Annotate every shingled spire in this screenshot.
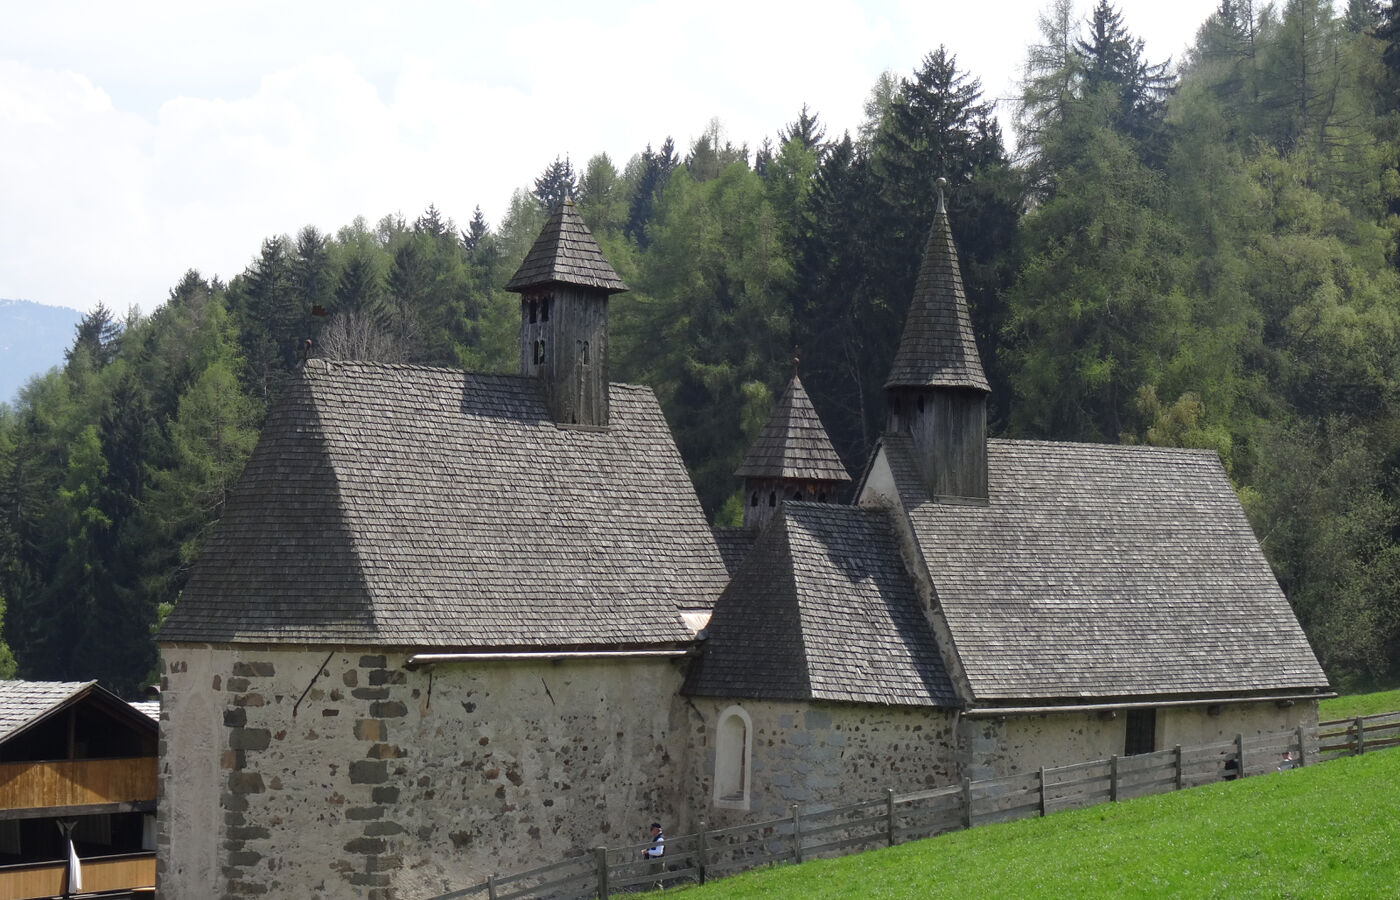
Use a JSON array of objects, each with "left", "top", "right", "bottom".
[
  {"left": 506, "top": 199, "right": 627, "bottom": 427},
  {"left": 884, "top": 180, "right": 989, "bottom": 502},
  {"left": 735, "top": 370, "right": 849, "bottom": 529}
]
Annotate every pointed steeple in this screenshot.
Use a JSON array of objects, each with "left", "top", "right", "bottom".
[
  {"left": 883, "top": 180, "right": 989, "bottom": 503},
  {"left": 506, "top": 200, "right": 625, "bottom": 427},
  {"left": 885, "top": 182, "right": 989, "bottom": 392},
  {"left": 735, "top": 370, "right": 849, "bottom": 529},
  {"left": 505, "top": 199, "right": 628, "bottom": 294}
]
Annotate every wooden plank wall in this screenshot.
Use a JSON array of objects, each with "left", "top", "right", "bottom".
[{"left": 0, "top": 757, "right": 157, "bottom": 810}]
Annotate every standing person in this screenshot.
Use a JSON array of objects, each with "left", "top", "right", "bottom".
[{"left": 642, "top": 822, "right": 665, "bottom": 859}]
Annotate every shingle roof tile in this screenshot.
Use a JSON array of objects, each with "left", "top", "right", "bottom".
[
  {"left": 686, "top": 504, "right": 958, "bottom": 707},
  {"left": 884, "top": 436, "right": 1329, "bottom": 701},
  {"left": 504, "top": 200, "right": 627, "bottom": 294},
  {"left": 734, "top": 376, "right": 850, "bottom": 483},
  {"left": 159, "top": 361, "right": 728, "bottom": 646}
]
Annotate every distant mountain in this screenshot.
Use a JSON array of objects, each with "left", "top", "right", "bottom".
[{"left": 0, "top": 299, "right": 83, "bottom": 406}]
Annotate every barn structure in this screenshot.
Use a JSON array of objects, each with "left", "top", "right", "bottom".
[{"left": 156, "top": 195, "right": 1329, "bottom": 898}]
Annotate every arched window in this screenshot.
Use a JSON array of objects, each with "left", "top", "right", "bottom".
[
  {"left": 768, "top": 492, "right": 776, "bottom": 507},
  {"left": 750, "top": 492, "right": 759, "bottom": 507},
  {"left": 714, "top": 705, "right": 752, "bottom": 809},
  {"left": 534, "top": 340, "right": 546, "bottom": 364}
]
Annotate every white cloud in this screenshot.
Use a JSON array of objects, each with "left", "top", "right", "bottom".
[{"left": 0, "top": 0, "right": 1222, "bottom": 312}]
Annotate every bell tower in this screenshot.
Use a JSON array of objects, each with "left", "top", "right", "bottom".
[
  {"left": 884, "top": 180, "right": 989, "bottom": 502},
  {"left": 505, "top": 199, "right": 627, "bottom": 427},
  {"left": 734, "top": 366, "right": 849, "bottom": 529}
]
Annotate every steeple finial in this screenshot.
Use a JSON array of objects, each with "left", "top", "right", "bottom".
[{"left": 936, "top": 176, "right": 947, "bottom": 213}]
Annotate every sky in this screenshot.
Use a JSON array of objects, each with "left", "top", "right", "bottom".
[{"left": 0, "top": 0, "right": 1225, "bottom": 315}]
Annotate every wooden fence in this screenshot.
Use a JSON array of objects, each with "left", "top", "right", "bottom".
[{"left": 424, "top": 717, "right": 1396, "bottom": 900}]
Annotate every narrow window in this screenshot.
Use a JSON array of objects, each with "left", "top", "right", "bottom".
[
  {"left": 534, "top": 340, "right": 546, "bottom": 364},
  {"left": 750, "top": 492, "right": 759, "bottom": 507},
  {"left": 582, "top": 340, "right": 589, "bottom": 364},
  {"left": 714, "top": 706, "right": 752, "bottom": 809},
  {"left": 917, "top": 395, "right": 925, "bottom": 413},
  {"left": 528, "top": 300, "right": 538, "bottom": 324},
  {"left": 768, "top": 492, "right": 776, "bottom": 507},
  {"left": 792, "top": 490, "right": 802, "bottom": 501},
  {"left": 540, "top": 297, "right": 551, "bottom": 321},
  {"left": 1125, "top": 708, "right": 1157, "bottom": 756}
]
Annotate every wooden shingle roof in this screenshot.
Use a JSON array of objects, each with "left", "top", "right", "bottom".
[
  {"left": 685, "top": 503, "right": 958, "bottom": 707},
  {"left": 880, "top": 435, "right": 1329, "bottom": 703},
  {"left": 504, "top": 199, "right": 628, "bottom": 294},
  {"left": 734, "top": 375, "right": 850, "bottom": 483},
  {"left": 159, "top": 360, "right": 729, "bottom": 647},
  {"left": 0, "top": 680, "right": 157, "bottom": 744},
  {"left": 884, "top": 192, "right": 989, "bottom": 392}
]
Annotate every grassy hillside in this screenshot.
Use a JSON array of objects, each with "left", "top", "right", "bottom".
[
  {"left": 1320, "top": 688, "right": 1400, "bottom": 720},
  {"left": 666, "top": 750, "right": 1400, "bottom": 899}
]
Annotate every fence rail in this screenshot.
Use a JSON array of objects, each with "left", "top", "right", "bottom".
[{"left": 425, "top": 715, "right": 1396, "bottom": 900}]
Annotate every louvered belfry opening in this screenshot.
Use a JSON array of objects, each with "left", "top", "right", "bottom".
[
  {"left": 505, "top": 199, "right": 627, "bottom": 427},
  {"left": 883, "top": 181, "right": 990, "bottom": 503}
]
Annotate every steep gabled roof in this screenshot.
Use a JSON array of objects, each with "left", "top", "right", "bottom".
[
  {"left": 685, "top": 503, "right": 958, "bottom": 707},
  {"left": 160, "top": 360, "right": 729, "bottom": 647},
  {"left": 734, "top": 375, "right": 850, "bottom": 483},
  {"left": 880, "top": 436, "right": 1329, "bottom": 703},
  {"left": 884, "top": 192, "right": 989, "bottom": 392},
  {"left": 504, "top": 199, "right": 628, "bottom": 294},
  {"left": 711, "top": 526, "right": 759, "bottom": 576},
  {"left": 0, "top": 680, "right": 157, "bottom": 745}
]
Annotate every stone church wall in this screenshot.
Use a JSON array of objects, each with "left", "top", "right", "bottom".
[
  {"left": 683, "top": 699, "right": 959, "bottom": 829},
  {"left": 958, "top": 701, "right": 1320, "bottom": 780},
  {"left": 158, "top": 645, "right": 696, "bottom": 899}
]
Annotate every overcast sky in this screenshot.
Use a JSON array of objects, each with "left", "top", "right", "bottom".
[{"left": 1, "top": 0, "right": 1225, "bottom": 314}]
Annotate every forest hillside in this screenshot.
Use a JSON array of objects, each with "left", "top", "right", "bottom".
[{"left": 2, "top": 0, "right": 1399, "bottom": 696}]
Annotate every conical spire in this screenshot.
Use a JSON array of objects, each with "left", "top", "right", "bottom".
[
  {"left": 735, "top": 375, "right": 850, "bottom": 482},
  {"left": 883, "top": 182, "right": 988, "bottom": 392},
  {"left": 505, "top": 199, "right": 627, "bottom": 295}
]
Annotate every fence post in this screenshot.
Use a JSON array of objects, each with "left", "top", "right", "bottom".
[
  {"left": 1296, "top": 725, "right": 1307, "bottom": 767},
  {"left": 487, "top": 874, "right": 497, "bottom": 900},
  {"left": 594, "top": 846, "right": 609, "bottom": 899},
  {"left": 1174, "top": 745, "right": 1183, "bottom": 790},
  {"left": 697, "top": 819, "right": 708, "bottom": 885},
  {"left": 886, "top": 788, "right": 896, "bottom": 847},
  {"left": 1038, "top": 766, "right": 1047, "bottom": 817},
  {"left": 791, "top": 804, "right": 803, "bottom": 864},
  {"left": 1109, "top": 755, "right": 1119, "bottom": 802},
  {"left": 961, "top": 777, "right": 973, "bottom": 830},
  {"left": 1235, "top": 734, "right": 1246, "bottom": 777},
  {"left": 1355, "top": 716, "right": 1366, "bottom": 755}
]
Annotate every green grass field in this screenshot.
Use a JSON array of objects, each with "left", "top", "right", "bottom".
[
  {"left": 1320, "top": 687, "right": 1400, "bottom": 720},
  {"left": 663, "top": 703, "right": 1400, "bottom": 899}
]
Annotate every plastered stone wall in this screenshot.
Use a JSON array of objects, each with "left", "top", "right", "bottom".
[
  {"left": 158, "top": 645, "right": 694, "bottom": 899},
  {"left": 958, "top": 701, "right": 1321, "bottom": 780},
  {"left": 684, "top": 699, "right": 958, "bottom": 828}
]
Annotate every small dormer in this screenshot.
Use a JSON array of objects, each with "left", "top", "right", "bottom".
[
  {"left": 883, "top": 180, "right": 990, "bottom": 503},
  {"left": 505, "top": 199, "right": 627, "bottom": 427},
  {"left": 734, "top": 372, "right": 850, "bottom": 529}
]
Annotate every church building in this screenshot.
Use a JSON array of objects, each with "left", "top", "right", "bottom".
[{"left": 156, "top": 194, "right": 1329, "bottom": 898}]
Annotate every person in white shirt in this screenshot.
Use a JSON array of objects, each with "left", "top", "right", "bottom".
[{"left": 642, "top": 823, "right": 664, "bottom": 859}]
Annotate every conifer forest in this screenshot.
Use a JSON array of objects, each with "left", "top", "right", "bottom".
[{"left": 3, "top": 0, "right": 1400, "bottom": 696}]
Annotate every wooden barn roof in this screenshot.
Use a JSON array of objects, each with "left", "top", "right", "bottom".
[
  {"left": 685, "top": 503, "right": 958, "bottom": 707},
  {"left": 883, "top": 192, "right": 989, "bottom": 392},
  {"left": 878, "top": 434, "right": 1329, "bottom": 703},
  {"left": 734, "top": 375, "right": 850, "bottom": 483},
  {"left": 159, "top": 360, "right": 728, "bottom": 647},
  {"left": 504, "top": 199, "right": 628, "bottom": 294}
]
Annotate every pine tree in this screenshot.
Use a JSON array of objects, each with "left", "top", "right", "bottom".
[{"left": 532, "top": 157, "right": 576, "bottom": 212}]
